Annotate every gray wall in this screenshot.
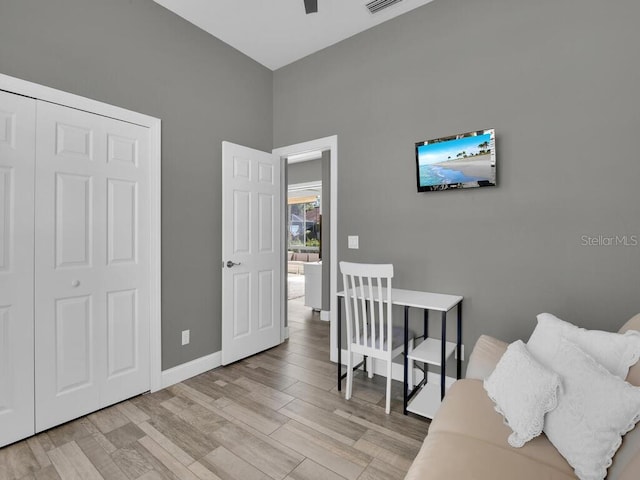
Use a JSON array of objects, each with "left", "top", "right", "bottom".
[
  {"left": 3, "top": 0, "right": 639, "bottom": 374},
  {"left": 0, "top": 0, "right": 273, "bottom": 370},
  {"left": 274, "top": 0, "right": 640, "bottom": 366},
  {"left": 287, "top": 158, "right": 322, "bottom": 185}
]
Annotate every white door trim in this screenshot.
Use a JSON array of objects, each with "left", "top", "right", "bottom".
[
  {"left": 0, "top": 72, "right": 163, "bottom": 392},
  {"left": 273, "top": 135, "right": 338, "bottom": 362}
]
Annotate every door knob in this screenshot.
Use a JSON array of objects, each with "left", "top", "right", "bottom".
[
  {"left": 226, "top": 261, "right": 241, "bottom": 268},
  {"left": 71, "top": 280, "right": 80, "bottom": 287}
]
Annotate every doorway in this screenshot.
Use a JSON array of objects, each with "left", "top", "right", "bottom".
[
  {"left": 273, "top": 136, "right": 338, "bottom": 362},
  {"left": 286, "top": 177, "right": 323, "bottom": 327}
]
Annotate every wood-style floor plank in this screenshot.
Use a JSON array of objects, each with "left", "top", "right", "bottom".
[
  {"left": 209, "top": 423, "right": 303, "bottom": 480},
  {"left": 87, "top": 408, "right": 130, "bottom": 435},
  {"left": 279, "top": 399, "right": 367, "bottom": 445},
  {"left": 0, "top": 441, "right": 40, "bottom": 480},
  {"left": 33, "top": 465, "right": 62, "bottom": 480},
  {"left": 199, "top": 447, "right": 270, "bottom": 480},
  {"left": 75, "top": 435, "right": 128, "bottom": 480},
  {"left": 1, "top": 297, "right": 429, "bottom": 480},
  {"left": 57, "top": 442, "right": 104, "bottom": 480},
  {"left": 109, "top": 446, "right": 154, "bottom": 480},
  {"left": 26, "top": 437, "right": 51, "bottom": 469},
  {"left": 137, "top": 436, "right": 200, "bottom": 480},
  {"left": 284, "top": 458, "right": 346, "bottom": 480},
  {"left": 270, "top": 421, "right": 368, "bottom": 480}
]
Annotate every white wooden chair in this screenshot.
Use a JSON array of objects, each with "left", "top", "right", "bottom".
[{"left": 340, "top": 261, "right": 414, "bottom": 414}]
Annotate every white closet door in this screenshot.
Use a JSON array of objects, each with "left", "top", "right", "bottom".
[
  {"left": 34, "top": 101, "right": 150, "bottom": 431},
  {"left": 0, "top": 91, "right": 36, "bottom": 447}
]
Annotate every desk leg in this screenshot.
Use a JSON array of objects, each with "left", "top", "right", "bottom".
[
  {"left": 440, "top": 311, "right": 446, "bottom": 400},
  {"left": 457, "top": 301, "right": 462, "bottom": 380},
  {"left": 423, "top": 310, "right": 429, "bottom": 339},
  {"left": 403, "top": 305, "right": 409, "bottom": 415},
  {"left": 337, "top": 296, "right": 342, "bottom": 392}
]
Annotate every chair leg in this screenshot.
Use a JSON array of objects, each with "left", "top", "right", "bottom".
[
  {"left": 346, "top": 351, "right": 353, "bottom": 400},
  {"left": 407, "top": 338, "right": 415, "bottom": 391},
  {"left": 385, "top": 360, "right": 392, "bottom": 414}
]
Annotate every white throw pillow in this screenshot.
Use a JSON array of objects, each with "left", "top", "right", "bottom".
[
  {"left": 484, "top": 340, "right": 561, "bottom": 448},
  {"left": 543, "top": 338, "right": 640, "bottom": 480},
  {"left": 527, "top": 313, "right": 640, "bottom": 379}
]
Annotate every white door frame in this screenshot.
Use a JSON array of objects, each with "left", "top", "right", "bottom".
[
  {"left": 0, "top": 73, "right": 163, "bottom": 392},
  {"left": 273, "top": 135, "right": 339, "bottom": 363}
]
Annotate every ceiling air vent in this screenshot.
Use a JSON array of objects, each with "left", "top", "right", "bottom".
[{"left": 365, "top": 0, "right": 404, "bottom": 14}]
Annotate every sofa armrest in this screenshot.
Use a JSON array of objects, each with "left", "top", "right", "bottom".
[
  {"left": 465, "top": 335, "right": 508, "bottom": 380},
  {"left": 619, "top": 313, "right": 640, "bottom": 387}
]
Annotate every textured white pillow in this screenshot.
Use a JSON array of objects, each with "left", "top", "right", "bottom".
[
  {"left": 543, "top": 338, "right": 640, "bottom": 480},
  {"left": 484, "top": 340, "right": 561, "bottom": 448},
  {"left": 527, "top": 313, "right": 640, "bottom": 379}
]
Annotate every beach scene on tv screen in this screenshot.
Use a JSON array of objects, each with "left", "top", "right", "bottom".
[{"left": 417, "top": 132, "right": 495, "bottom": 188}]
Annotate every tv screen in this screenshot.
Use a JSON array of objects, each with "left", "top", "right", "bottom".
[{"left": 415, "top": 128, "right": 496, "bottom": 192}]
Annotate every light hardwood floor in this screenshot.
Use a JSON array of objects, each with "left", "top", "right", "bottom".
[{"left": 0, "top": 298, "right": 429, "bottom": 480}]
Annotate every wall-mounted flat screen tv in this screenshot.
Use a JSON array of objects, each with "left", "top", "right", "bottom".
[{"left": 415, "top": 128, "right": 496, "bottom": 192}]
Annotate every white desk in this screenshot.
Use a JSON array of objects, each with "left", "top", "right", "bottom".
[{"left": 337, "top": 288, "right": 463, "bottom": 417}]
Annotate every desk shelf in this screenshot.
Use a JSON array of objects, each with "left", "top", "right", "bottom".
[
  {"left": 408, "top": 338, "right": 456, "bottom": 367},
  {"left": 406, "top": 383, "right": 446, "bottom": 419},
  {"left": 406, "top": 338, "right": 456, "bottom": 420}
]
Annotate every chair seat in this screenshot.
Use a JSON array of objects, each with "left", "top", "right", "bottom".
[{"left": 352, "top": 326, "right": 415, "bottom": 351}]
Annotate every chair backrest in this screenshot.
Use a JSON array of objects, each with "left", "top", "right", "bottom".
[{"left": 340, "top": 261, "right": 394, "bottom": 357}]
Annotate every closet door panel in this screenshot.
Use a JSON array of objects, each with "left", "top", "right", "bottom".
[
  {"left": 101, "top": 115, "right": 149, "bottom": 406},
  {"left": 0, "top": 91, "right": 36, "bottom": 448},
  {"left": 35, "top": 101, "right": 150, "bottom": 431},
  {"left": 35, "top": 103, "right": 103, "bottom": 431}
]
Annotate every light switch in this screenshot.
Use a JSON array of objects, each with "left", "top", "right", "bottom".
[
  {"left": 182, "top": 330, "right": 190, "bottom": 346},
  {"left": 348, "top": 235, "right": 359, "bottom": 249}
]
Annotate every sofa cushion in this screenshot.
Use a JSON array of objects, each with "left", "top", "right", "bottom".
[
  {"left": 484, "top": 340, "right": 561, "bottom": 447},
  {"left": 404, "top": 431, "right": 576, "bottom": 480},
  {"left": 609, "top": 315, "right": 640, "bottom": 480},
  {"left": 619, "top": 313, "right": 640, "bottom": 387},
  {"left": 542, "top": 338, "right": 640, "bottom": 480},
  {"left": 429, "top": 379, "right": 574, "bottom": 476},
  {"left": 609, "top": 423, "right": 640, "bottom": 480},
  {"left": 465, "top": 335, "right": 508, "bottom": 380},
  {"left": 528, "top": 313, "right": 640, "bottom": 380}
]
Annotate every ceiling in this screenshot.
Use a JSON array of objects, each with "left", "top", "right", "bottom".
[{"left": 153, "top": 0, "right": 435, "bottom": 70}]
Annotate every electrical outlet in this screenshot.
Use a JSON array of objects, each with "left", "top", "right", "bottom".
[
  {"left": 348, "top": 235, "right": 359, "bottom": 249},
  {"left": 181, "top": 330, "right": 190, "bottom": 346},
  {"left": 454, "top": 344, "right": 465, "bottom": 361}
]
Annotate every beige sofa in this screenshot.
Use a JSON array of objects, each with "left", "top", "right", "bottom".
[
  {"left": 287, "top": 251, "right": 319, "bottom": 274},
  {"left": 405, "top": 314, "right": 640, "bottom": 480}
]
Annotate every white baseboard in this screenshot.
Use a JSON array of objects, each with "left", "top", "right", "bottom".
[
  {"left": 320, "top": 310, "right": 330, "bottom": 321},
  {"left": 339, "top": 349, "right": 457, "bottom": 386},
  {"left": 284, "top": 326, "right": 290, "bottom": 339},
  {"left": 160, "top": 351, "right": 221, "bottom": 389}
]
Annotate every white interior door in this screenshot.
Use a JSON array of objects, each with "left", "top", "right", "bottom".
[
  {"left": 34, "top": 101, "right": 150, "bottom": 431},
  {"left": 0, "top": 91, "right": 36, "bottom": 447},
  {"left": 222, "top": 141, "right": 282, "bottom": 365}
]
